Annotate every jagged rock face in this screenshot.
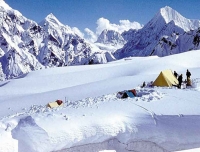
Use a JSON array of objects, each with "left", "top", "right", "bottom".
[
  {"left": 38, "top": 13, "right": 90, "bottom": 66},
  {"left": 0, "top": 1, "right": 114, "bottom": 79},
  {"left": 114, "top": 6, "right": 200, "bottom": 58},
  {"left": 121, "top": 29, "right": 138, "bottom": 42},
  {"left": 152, "top": 27, "right": 200, "bottom": 56},
  {"left": 38, "top": 13, "right": 115, "bottom": 66},
  {"left": 96, "top": 29, "right": 126, "bottom": 45},
  {"left": 0, "top": 2, "right": 43, "bottom": 79}
]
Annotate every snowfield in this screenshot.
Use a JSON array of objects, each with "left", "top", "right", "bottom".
[{"left": 0, "top": 50, "right": 200, "bottom": 152}]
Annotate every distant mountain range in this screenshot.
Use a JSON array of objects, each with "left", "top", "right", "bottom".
[
  {"left": 114, "top": 6, "right": 200, "bottom": 59},
  {"left": 0, "top": 0, "right": 116, "bottom": 79},
  {"left": 0, "top": 1, "right": 200, "bottom": 80}
]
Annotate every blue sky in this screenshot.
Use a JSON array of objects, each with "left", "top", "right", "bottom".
[{"left": 5, "top": 0, "right": 200, "bottom": 32}]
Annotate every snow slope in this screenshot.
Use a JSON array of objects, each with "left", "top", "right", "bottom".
[{"left": 0, "top": 50, "right": 200, "bottom": 152}]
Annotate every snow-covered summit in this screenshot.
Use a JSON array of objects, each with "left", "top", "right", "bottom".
[
  {"left": 40, "top": 13, "right": 67, "bottom": 29},
  {"left": 45, "top": 13, "right": 61, "bottom": 24},
  {"left": 158, "top": 6, "right": 200, "bottom": 31},
  {"left": 159, "top": 6, "right": 184, "bottom": 23},
  {"left": 114, "top": 6, "right": 200, "bottom": 59},
  {"left": 0, "top": 0, "right": 12, "bottom": 10},
  {"left": 39, "top": 13, "right": 74, "bottom": 37}
]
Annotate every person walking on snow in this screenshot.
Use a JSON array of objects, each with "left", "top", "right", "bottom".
[
  {"left": 178, "top": 74, "right": 183, "bottom": 88},
  {"left": 186, "top": 69, "right": 191, "bottom": 80},
  {"left": 141, "top": 81, "right": 146, "bottom": 88}
]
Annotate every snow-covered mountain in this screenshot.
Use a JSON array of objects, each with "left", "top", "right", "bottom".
[
  {"left": 96, "top": 29, "right": 126, "bottom": 45},
  {"left": 1, "top": 2, "right": 200, "bottom": 80},
  {"left": 95, "top": 21, "right": 143, "bottom": 51},
  {"left": 159, "top": 6, "right": 200, "bottom": 31},
  {"left": 38, "top": 13, "right": 101, "bottom": 66},
  {"left": 0, "top": 0, "right": 44, "bottom": 79},
  {"left": 152, "top": 27, "right": 200, "bottom": 56},
  {"left": 0, "top": 0, "right": 115, "bottom": 79},
  {"left": 114, "top": 6, "right": 200, "bottom": 58},
  {"left": 121, "top": 29, "right": 138, "bottom": 42}
]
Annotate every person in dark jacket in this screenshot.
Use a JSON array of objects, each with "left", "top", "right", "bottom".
[
  {"left": 178, "top": 74, "right": 183, "bottom": 88},
  {"left": 186, "top": 69, "right": 191, "bottom": 80},
  {"left": 141, "top": 81, "right": 146, "bottom": 88},
  {"left": 174, "top": 71, "right": 178, "bottom": 78}
]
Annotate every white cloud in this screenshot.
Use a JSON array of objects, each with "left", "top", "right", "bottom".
[
  {"left": 72, "top": 27, "right": 84, "bottom": 38},
  {"left": 96, "top": 18, "right": 117, "bottom": 35},
  {"left": 84, "top": 28, "right": 97, "bottom": 43},
  {"left": 82, "top": 17, "right": 142, "bottom": 42},
  {"left": 118, "top": 20, "right": 142, "bottom": 32},
  {"left": 96, "top": 17, "right": 142, "bottom": 35}
]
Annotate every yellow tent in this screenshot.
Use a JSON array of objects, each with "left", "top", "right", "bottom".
[
  {"left": 153, "top": 69, "right": 178, "bottom": 87},
  {"left": 47, "top": 100, "right": 64, "bottom": 108}
]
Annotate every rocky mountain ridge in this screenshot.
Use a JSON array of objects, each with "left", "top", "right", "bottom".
[
  {"left": 1, "top": 2, "right": 200, "bottom": 80},
  {"left": 96, "top": 29, "right": 126, "bottom": 45},
  {"left": 114, "top": 6, "right": 200, "bottom": 58},
  {"left": 0, "top": 0, "right": 115, "bottom": 79}
]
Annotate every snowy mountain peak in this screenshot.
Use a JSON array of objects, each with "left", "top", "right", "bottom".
[
  {"left": 0, "top": 0, "right": 12, "bottom": 10},
  {"left": 45, "top": 13, "right": 57, "bottom": 20},
  {"left": 114, "top": 6, "right": 200, "bottom": 59},
  {"left": 159, "top": 6, "right": 184, "bottom": 24},
  {"left": 157, "top": 6, "right": 200, "bottom": 31},
  {"left": 42, "top": 13, "right": 64, "bottom": 27},
  {"left": 39, "top": 13, "right": 64, "bottom": 27}
]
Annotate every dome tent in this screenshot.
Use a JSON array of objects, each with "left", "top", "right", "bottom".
[{"left": 153, "top": 69, "right": 178, "bottom": 87}]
